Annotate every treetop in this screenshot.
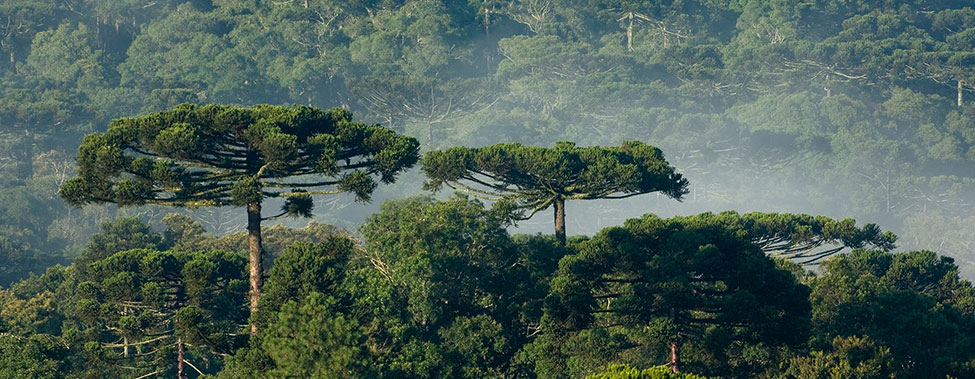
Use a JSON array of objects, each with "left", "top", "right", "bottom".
[
  {"left": 60, "top": 103, "right": 420, "bottom": 210},
  {"left": 421, "top": 141, "right": 689, "bottom": 217}
]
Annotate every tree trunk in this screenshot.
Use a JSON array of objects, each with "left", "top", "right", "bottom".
[
  {"left": 669, "top": 341, "right": 681, "bottom": 373},
  {"left": 247, "top": 202, "right": 264, "bottom": 334},
  {"left": 824, "top": 74, "right": 831, "bottom": 97},
  {"left": 177, "top": 336, "right": 187, "bottom": 379},
  {"left": 484, "top": 6, "right": 491, "bottom": 35},
  {"left": 123, "top": 306, "right": 129, "bottom": 358},
  {"left": 669, "top": 307, "right": 680, "bottom": 372},
  {"left": 958, "top": 79, "right": 963, "bottom": 107},
  {"left": 553, "top": 197, "right": 566, "bottom": 246},
  {"left": 427, "top": 122, "right": 434, "bottom": 146},
  {"left": 626, "top": 16, "right": 634, "bottom": 51}
]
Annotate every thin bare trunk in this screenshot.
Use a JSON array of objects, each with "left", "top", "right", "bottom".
[
  {"left": 554, "top": 197, "right": 566, "bottom": 245},
  {"left": 247, "top": 202, "right": 263, "bottom": 334},
  {"left": 484, "top": 6, "right": 491, "bottom": 35},
  {"left": 670, "top": 341, "right": 680, "bottom": 373},
  {"left": 123, "top": 305, "right": 129, "bottom": 357},
  {"left": 958, "top": 79, "right": 963, "bottom": 107},
  {"left": 626, "top": 17, "right": 633, "bottom": 51},
  {"left": 670, "top": 307, "right": 680, "bottom": 373},
  {"left": 177, "top": 336, "right": 187, "bottom": 379},
  {"left": 824, "top": 74, "right": 831, "bottom": 97}
]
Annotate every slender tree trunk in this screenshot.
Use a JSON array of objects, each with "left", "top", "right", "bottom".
[
  {"left": 669, "top": 341, "right": 681, "bottom": 373},
  {"left": 553, "top": 197, "right": 566, "bottom": 246},
  {"left": 669, "top": 307, "right": 680, "bottom": 372},
  {"left": 247, "top": 202, "right": 264, "bottom": 334},
  {"left": 484, "top": 6, "right": 491, "bottom": 35},
  {"left": 177, "top": 336, "right": 187, "bottom": 379},
  {"left": 427, "top": 122, "right": 434, "bottom": 146},
  {"left": 824, "top": 74, "right": 831, "bottom": 97},
  {"left": 958, "top": 79, "right": 963, "bottom": 107},
  {"left": 626, "top": 16, "right": 634, "bottom": 51},
  {"left": 123, "top": 306, "right": 129, "bottom": 358}
]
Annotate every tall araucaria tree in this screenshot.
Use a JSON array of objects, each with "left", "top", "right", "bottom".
[
  {"left": 421, "top": 141, "right": 689, "bottom": 245},
  {"left": 59, "top": 103, "right": 420, "bottom": 332}
]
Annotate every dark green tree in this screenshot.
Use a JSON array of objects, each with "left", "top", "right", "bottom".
[
  {"left": 218, "top": 238, "right": 365, "bottom": 378},
  {"left": 421, "top": 141, "right": 688, "bottom": 245},
  {"left": 808, "top": 249, "right": 975, "bottom": 378},
  {"left": 588, "top": 364, "right": 710, "bottom": 379},
  {"left": 532, "top": 212, "right": 812, "bottom": 378},
  {"left": 349, "top": 195, "right": 538, "bottom": 378},
  {"left": 722, "top": 211, "right": 897, "bottom": 264},
  {"left": 263, "top": 292, "right": 372, "bottom": 378},
  {"left": 72, "top": 248, "right": 248, "bottom": 378},
  {"left": 59, "top": 103, "right": 419, "bottom": 331},
  {"left": 0, "top": 334, "right": 74, "bottom": 379},
  {"left": 784, "top": 336, "right": 895, "bottom": 379}
]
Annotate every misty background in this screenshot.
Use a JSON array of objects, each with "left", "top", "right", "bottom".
[{"left": 3, "top": 0, "right": 975, "bottom": 283}]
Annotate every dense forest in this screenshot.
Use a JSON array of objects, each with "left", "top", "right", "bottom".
[{"left": 3, "top": 0, "right": 975, "bottom": 377}]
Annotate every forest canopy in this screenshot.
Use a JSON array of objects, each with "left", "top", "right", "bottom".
[{"left": 3, "top": 0, "right": 975, "bottom": 378}]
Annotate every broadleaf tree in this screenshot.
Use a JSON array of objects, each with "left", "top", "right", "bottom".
[
  {"left": 59, "top": 103, "right": 420, "bottom": 332},
  {"left": 421, "top": 141, "right": 689, "bottom": 245}
]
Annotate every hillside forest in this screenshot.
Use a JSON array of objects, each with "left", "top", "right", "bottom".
[{"left": 3, "top": 0, "right": 975, "bottom": 378}]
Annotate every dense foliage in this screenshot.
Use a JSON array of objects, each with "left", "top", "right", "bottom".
[
  {"left": 422, "top": 141, "right": 689, "bottom": 244},
  {"left": 4, "top": 0, "right": 975, "bottom": 377},
  {"left": 58, "top": 103, "right": 418, "bottom": 329},
  {"left": 3, "top": 0, "right": 975, "bottom": 283},
  {"left": 1, "top": 197, "right": 973, "bottom": 377}
]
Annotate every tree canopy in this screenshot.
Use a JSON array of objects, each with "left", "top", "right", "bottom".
[
  {"left": 422, "top": 141, "right": 688, "bottom": 244},
  {"left": 59, "top": 103, "right": 419, "bottom": 330}
]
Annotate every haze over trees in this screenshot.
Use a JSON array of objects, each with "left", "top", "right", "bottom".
[
  {"left": 3, "top": 0, "right": 975, "bottom": 378},
  {"left": 3, "top": 0, "right": 975, "bottom": 280}
]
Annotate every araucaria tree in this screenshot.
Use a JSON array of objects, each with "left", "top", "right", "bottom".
[
  {"left": 421, "top": 141, "right": 689, "bottom": 244},
  {"left": 59, "top": 104, "right": 420, "bottom": 331}
]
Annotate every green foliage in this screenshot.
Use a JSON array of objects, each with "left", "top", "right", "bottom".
[
  {"left": 60, "top": 104, "right": 419, "bottom": 208},
  {"left": 264, "top": 292, "right": 372, "bottom": 378},
  {"left": 422, "top": 141, "right": 688, "bottom": 243},
  {"left": 588, "top": 364, "right": 710, "bottom": 379},
  {"left": 0, "top": 334, "right": 73, "bottom": 379},
  {"left": 77, "top": 217, "right": 162, "bottom": 267},
  {"left": 532, "top": 212, "right": 812, "bottom": 378},
  {"left": 6, "top": 0, "right": 975, "bottom": 377},
  {"left": 423, "top": 141, "right": 688, "bottom": 209},
  {"left": 255, "top": 238, "right": 357, "bottom": 329},
  {"left": 784, "top": 336, "right": 895, "bottom": 379},
  {"left": 70, "top": 248, "right": 249, "bottom": 375},
  {"left": 349, "top": 195, "right": 542, "bottom": 378},
  {"left": 809, "top": 249, "right": 975, "bottom": 378}
]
